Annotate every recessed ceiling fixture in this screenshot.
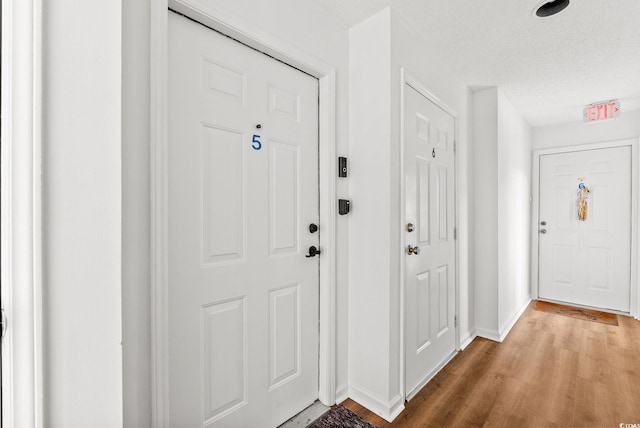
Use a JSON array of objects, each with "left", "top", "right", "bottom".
[{"left": 535, "top": 0, "right": 570, "bottom": 18}]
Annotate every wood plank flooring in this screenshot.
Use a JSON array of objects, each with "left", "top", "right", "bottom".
[{"left": 342, "top": 301, "right": 640, "bottom": 427}]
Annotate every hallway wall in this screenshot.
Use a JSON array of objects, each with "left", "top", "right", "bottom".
[
  {"left": 122, "top": 0, "right": 151, "bottom": 426},
  {"left": 473, "top": 87, "right": 532, "bottom": 342},
  {"left": 43, "top": 0, "right": 123, "bottom": 425},
  {"left": 532, "top": 109, "right": 640, "bottom": 150}
]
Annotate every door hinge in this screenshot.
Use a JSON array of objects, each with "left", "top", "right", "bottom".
[
  {"left": 454, "top": 315, "right": 457, "bottom": 328},
  {"left": 453, "top": 141, "right": 457, "bottom": 154},
  {"left": 453, "top": 227, "right": 457, "bottom": 240}
]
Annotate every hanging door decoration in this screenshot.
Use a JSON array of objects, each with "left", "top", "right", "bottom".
[{"left": 577, "top": 178, "right": 590, "bottom": 221}]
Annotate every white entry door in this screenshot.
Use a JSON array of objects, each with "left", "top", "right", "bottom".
[
  {"left": 168, "top": 12, "right": 320, "bottom": 427},
  {"left": 538, "top": 146, "right": 631, "bottom": 312},
  {"left": 404, "top": 84, "right": 456, "bottom": 398}
]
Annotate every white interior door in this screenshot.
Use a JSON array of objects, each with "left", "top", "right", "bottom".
[
  {"left": 538, "top": 146, "right": 631, "bottom": 312},
  {"left": 404, "top": 84, "right": 456, "bottom": 398},
  {"left": 168, "top": 12, "right": 320, "bottom": 427}
]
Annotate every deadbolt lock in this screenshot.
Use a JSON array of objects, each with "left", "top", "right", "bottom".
[
  {"left": 407, "top": 245, "right": 420, "bottom": 255},
  {"left": 407, "top": 223, "right": 415, "bottom": 233}
]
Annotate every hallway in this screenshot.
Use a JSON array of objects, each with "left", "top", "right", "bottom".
[
  {"left": 346, "top": 302, "right": 640, "bottom": 427},
  {"left": 5, "top": 1, "right": 640, "bottom": 425}
]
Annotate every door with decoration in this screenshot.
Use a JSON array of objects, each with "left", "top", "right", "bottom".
[{"left": 538, "top": 145, "right": 631, "bottom": 312}]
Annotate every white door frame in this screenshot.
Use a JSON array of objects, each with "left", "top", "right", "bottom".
[
  {"left": 1, "top": 0, "right": 44, "bottom": 427},
  {"left": 399, "top": 69, "right": 459, "bottom": 401},
  {"left": 531, "top": 138, "right": 640, "bottom": 319},
  {"left": 150, "top": 1, "right": 338, "bottom": 426}
]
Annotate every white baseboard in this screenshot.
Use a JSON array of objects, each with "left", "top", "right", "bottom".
[
  {"left": 476, "top": 297, "right": 531, "bottom": 343},
  {"left": 348, "top": 384, "right": 404, "bottom": 422},
  {"left": 475, "top": 327, "right": 501, "bottom": 342},
  {"left": 498, "top": 297, "right": 531, "bottom": 341},
  {"left": 459, "top": 329, "right": 477, "bottom": 350}
]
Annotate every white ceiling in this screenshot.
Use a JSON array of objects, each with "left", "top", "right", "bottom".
[{"left": 310, "top": 0, "right": 640, "bottom": 127}]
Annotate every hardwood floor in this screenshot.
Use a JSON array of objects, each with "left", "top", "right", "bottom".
[{"left": 342, "top": 302, "right": 640, "bottom": 427}]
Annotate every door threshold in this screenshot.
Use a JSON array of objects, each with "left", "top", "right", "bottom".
[{"left": 278, "top": 400, "right": 330, "bottom": 428}]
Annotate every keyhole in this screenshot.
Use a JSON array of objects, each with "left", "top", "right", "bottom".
[{"left": 432, "top": 148, "right": 436, "bottom": 158}]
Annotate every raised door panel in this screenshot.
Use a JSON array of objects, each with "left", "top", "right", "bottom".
[
  {"left": 269, "top": 85, "right": 300, "bottom": 123},
  {"left": 586, "top": 247, "right": 612, "bottom": 291},
  {"left": 436, "top": 166, "right": 448, "bottom": 242},
  {"left": 268, "top": 284, "right": 301, "bottom": 390},
  {"left": 269, "top": 141, "right": 300, "bottom": 256},
  {"left": 588, "top": 185, "right": 610, "bottom": 232},
  {"left": 552, "top": 245, "right": 573, "bottom": 286},
  {"left": 202, "top": 298, "right": 247, "bottom": 425},
  {"left": 436, "top": 265, "right": 449, "bottom": 338},
  {"left": 417, "top": 159, "right": 430, "bottom": 246},
  {"left": 202, "top": 125, "right": 246, "bottom": 265},
  {"left": 416, "top": 271, "right": 431, "bottom": 353},
  {"left": 202, "top": 57, "right": 247, "bottom": 107}
]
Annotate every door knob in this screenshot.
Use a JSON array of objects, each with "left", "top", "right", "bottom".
[
  {"left": 407, "top": 245, "right": 420, "bottom": 255},
  {"left": 540, "top": 221, "right": 547, "bottom": 226},
  {"left": 309, "top": 223, "right": 318, "bottom": 233},
  {"left": 540, "top": 229, "right": 547, "bottom": 234},
  {"left": 407, "top": 223, "right": 415, "bottom": 233},
  {"left": 305, "top": 246, "right": 321, "bottom": 257}
]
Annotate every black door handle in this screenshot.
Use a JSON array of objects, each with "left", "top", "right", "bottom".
[{"left": 305, "top": 246, "right": 321, "bottom": 257}]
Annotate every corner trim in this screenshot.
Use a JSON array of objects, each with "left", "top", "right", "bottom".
[
  {"left": 476, "top": 298, "right": 531, "bottom": 343},
  {"left": 459, "top": 330, "right": 477, "bottom": 350},
  {"left": 1, "top": 1, "right": 44, "bottom": 426},
  {"left": 348, "top": 385, "right": 404, "bottom": 423},
  {"left": 498, "top": 298, "right": 531, "bottom": 341}
]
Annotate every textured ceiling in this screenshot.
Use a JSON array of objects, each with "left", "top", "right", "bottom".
[{"left": 310, "top": 0, "right": 640, "bottom": 127}]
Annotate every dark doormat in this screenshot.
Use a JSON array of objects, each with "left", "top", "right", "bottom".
[
  {"left": 308, "top": 405, "right": 376, "bottom": 428},
  {"left": 534, "top": 300, "right": 618, "bottom": 326}
]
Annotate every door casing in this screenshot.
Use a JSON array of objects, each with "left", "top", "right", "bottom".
[
  {"left": 531, "top": 138, "right": 640, "bottom": 319},
  {"left": 1, "top": 0, "right": 44, "bottom": 426},
  {"left": 150, "top": 1, "right": 338, "bottom": 426},
  {"left": 399, "top": 69, "right": 460, "bottom": 402}
]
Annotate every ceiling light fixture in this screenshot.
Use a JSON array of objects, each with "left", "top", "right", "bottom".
[{"left": 534, "top": 0, "right": 570, "bottom": 18}]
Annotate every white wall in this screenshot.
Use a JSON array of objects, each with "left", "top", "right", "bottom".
[
  {"left": 533, "top": 109, "right": 640, "bottom": 150},
  {"left": 348, "top": 9, "right": 394, "bottom": 418},
  {"left": 473, "top": 87, "right": 532, "bottom": 341},
  {"left": 121, "top": 1, "right": 351, "bottom": 425},
  {"left": 472, "top": 88, "right": 499, "bottom": 335},
  {"left": 496, "top": 90, "right": 532, "bottom": 334},
  {"left": 349, "top": 7, "right": 473, "bottom": 421},
  {"left": 122, "top": 0, "right": 151, "bottom": 426},
  {"left": 43, "top": 1, "right": 123, "bottom": 426}
]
